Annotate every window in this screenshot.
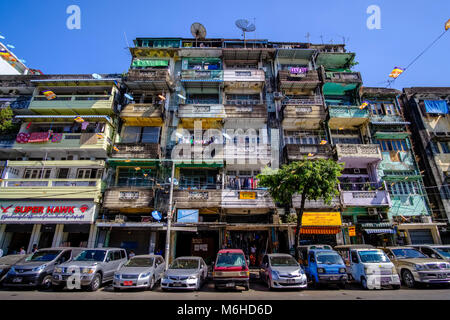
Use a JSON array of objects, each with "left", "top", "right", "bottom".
[
  {"left": 378, "top": 139, "right": 408, "bottom": 152},
  {"left": 77, "top": 168, "right": 102, "bottom": 179},
  {"left": 120, "top": 250, "right": 126, "bottom": 259},
  {"left": 23, "top": 169, "right": 51, "bottom": 179},
  {"left": 351, "top": 251, "right": 359, "bottom": 263},
  {"left": 430, "top": 141, "right": 440, "bottom": 154},
  {"left": 440, "top": 142, "right": 450, "bottom": 154},
  {"left": 113, "top": 251, "right": 121, "bottom": 261},
  {"left": 59, "top": 250, "right": 72, "bottom": 264},
  {"left": 107, "top": 251, "right": 114, "bottom": 262},
  {"left": 57, "top": 168, "right": 70, "bottom": 179},
  {"left": 121, "top": 126, "right": 160, "bottom": 144}
]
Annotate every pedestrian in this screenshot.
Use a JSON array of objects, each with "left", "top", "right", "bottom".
[
  {"left": 128, "top": 250, "right": 135, "bottom": 258},
  {"left": 31, "top": 244, "right": 38, "bottom": 253},
  {"left": 19, "top": 247, "right": 26, "bottom": 254},
  {"left": 250, "top": 244, "right": 257, "bottom": 266}
]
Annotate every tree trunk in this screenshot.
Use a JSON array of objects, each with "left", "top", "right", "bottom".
[{"left": 294, "top": 189, "right": 307, "bottom": 261}]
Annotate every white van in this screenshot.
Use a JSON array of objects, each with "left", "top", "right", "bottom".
[{"left": 335, "top": 245, "right": 400, "bottom": 290}]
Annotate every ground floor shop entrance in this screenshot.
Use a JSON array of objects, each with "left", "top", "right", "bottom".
[
  {"left": 224, "top": 230, "right": 270, "bottom": 267},
  {"left": 2, "top": 224, "right": 33, "bottom": 254},
  {"left": 175, "top": 230, "right": 219, "bottom": 265},
  {"left": 62, "top": 224, "right": 90, "bottom": 247},
  {"left": 38, "top": 224, "right": 56, "bottom": 249}
]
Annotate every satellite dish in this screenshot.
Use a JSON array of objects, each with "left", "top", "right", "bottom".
[
  {"left": 152, "top": 210, "right": 162, "bottom": 221},
  {"left": 190, "top": 22, "right": 207, "bottom": 47},
  {"left": 235, "top": 19, "right": 256, "bottom": 48},
  {"left": 92, "top": 73, "right": 102, "bottom": 79}
]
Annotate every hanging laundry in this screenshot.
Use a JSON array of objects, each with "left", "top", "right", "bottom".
[
  {"left": 113, "top": 146, "right": 119, "bottom": 152},
  {"left": 74, "top": 116, "right": 84, "bottom": 123},
  {"left": 320, "top": 140, "right": 327, "bottom": 145},
  {"left": 26, "top": 122, "right": 32, "bottom": 129},
  {"left": 16, "top": 132, "right": 30, "bottom": 143},
  {"left": 28, "top": 132, "right": 50, "bottom": 143},
  {"left": 42, "top": 90, "right": 56, "bottom": 100},
  {"left": 51, "top": 133, "right": 63, "bottom": 143},
  {"left": 96, "top": 133, "right": 104, "bottom": 139},
  {"left": 359, "top": 101, "right": 369, "bottom": 109}
]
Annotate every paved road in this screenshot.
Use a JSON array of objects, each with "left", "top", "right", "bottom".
[{"left": 0, "top": 281, "right": 449, "bottom": 300}]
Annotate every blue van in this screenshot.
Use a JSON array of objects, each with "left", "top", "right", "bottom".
[{"left": 302, "top": 249, "right": 348, "bottom": 289}]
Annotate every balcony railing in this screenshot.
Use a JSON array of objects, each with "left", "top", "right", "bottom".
[
  {"left": 336, "top": 144, "right": 382, "bottom": 159},
  {"left": 1, "top": 179, "right": 100, "bottom": 188},
  {"left": 284, "top": 144, "right": 332, "bottom": 160},
  {"left": 13, "top": 132, "right": 108, "bottom": 151},
  {"left": 181, "top": 70, "right": 223, "bottom": 81},
  {"left": 120, "top": 103, "right": 163, "bottom": 118},
  {"left": 278, "top": 69, "right": 320, "bottom": 82},
  {"left": 127, "top": 69, "right": 172, "bottom": 81},
  {"left": 370, "top": 114, "right": 407, "bottom": 124},
  {"left": 177, "top": 104, "right": 226, "bottom": 118},
  {"left": 225, "top": 99, "right": 262, "bottom": 105},
  {"left": 111, "top": 142, "right": 160, "bottom": 159},
  {"left": 29, "top": 94, "right": 114, "bottom": 113},
  {"left": 328, "top": 105, "right": 369, "bottom": 119},
  {"left": 282, "top": 96, "right": 323, "bottom": 106},
  {"left": 324, "top": 71, "right": 362, "bottom": 83},
  {"left": 185, "top": 99, "right": 220, "bottom": 105},
  {"left": 223, "top": 69, "right": 265, "bottom": 82}
]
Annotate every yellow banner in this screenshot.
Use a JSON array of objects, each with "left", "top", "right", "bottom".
[
  {"left": 348, "top": 226, "right": 356, "bottom": 237},
  {"left": 301, "top": 212, "right": 342, "bottom": 227},
  {"left": 239, "top": 191, "right": 256, "bottom": 200}
]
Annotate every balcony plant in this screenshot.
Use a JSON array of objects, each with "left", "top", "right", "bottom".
[{"left": 257, "top": 158, "right": 344, "bottom": 260}]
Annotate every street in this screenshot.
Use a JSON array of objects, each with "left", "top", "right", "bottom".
[{"left": 0, "top": 281, "right": 449, "bottom": 300}]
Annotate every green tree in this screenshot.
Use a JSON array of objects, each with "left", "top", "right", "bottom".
[
  {"left": 0, "top": 106, "right": 15, "bottom": 133},
  {"left": 257, "top": 158, "right": 344, "bottom": 260}
]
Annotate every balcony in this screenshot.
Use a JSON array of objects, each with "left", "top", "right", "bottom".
[
  {"left": 282, "top": 95, "right": 323, "bottom": 106},
  {"left": 434, "top": 154, "right": 450, "bottom": 172},
  {"left": 379, "top": 151, "right": 416, "bottom": 172},
  {"left": 221, "top": 189, "right": 275, "bottom": 209},
  {"left": 120, "top": 103, "right": 163, "bottom": 126},
  {"left": 180, "top": 70, "right": 223, "bottom": 87},
  {"left": 224, "top": 103, "right": 267, "bottom": 124},
  {"left": 173, "top": 189, "right": 222, "bottom": 208},
  {"left": 278, "top": 69, "right": 320, "bottom": 90},
  {"left": 0, "top": 179, "right": 102, "bottom": 200},
  {"left": 13, "top": 132, "right": 110, "bottom": 157},
  {"left": 370, "top": 114, "right": 408, "bottom": 125},
  {"left": 323, "top": 71, "right": 362, "bottom": 84},
  {"left": 292, "top": 195, "right": 340, "bottom": 209},
  {"left": 111, "top": 143, "right": 160, "bottom": 159},
  {"left": 103, "top": 187, "right": 154, "bottom": 210},
  {"left": 29, "top": 94, "right": 115, "bottom": 115},
  {"left": 328, "top": 105, "right": 369, "bottom": 129},
  {"left": 126, "top": 69, "right": 174, "bottom": 90},
  {"left": 284, "top": 144, "right": 332, "bottom": 161},
  {"left": 224, "top": 144, "right": 272, "bottom": 164},
  {"left": 282, "top": 103, "right": 326, "bottom": 129},
  {"left": 340, "top": 182, "right": 391, "bottom": 207},
  {"left": 388, "top": 195, "right": 429, "bottom": 218},
  {"left": 178, "top": 104, "right": 226, "bottom": 121},
  {"left": 223, "top": 69, "right": 265, "bottom": 89},
  {"left": 335, "top": 144, "right": 382, "bottom": 166}
]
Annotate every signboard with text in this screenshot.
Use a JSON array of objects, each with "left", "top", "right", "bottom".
[
  {"left": 177, "top": 209, "right": 199, "bottom": 223},
  {"left": 301, "top": 212, "right": 342, "bottom": 227},
  {"left": 0, "top": 201, "right": 97, "bottom": 224},
  {"left": 239, "top": 191, "right": 256, "bottom": 200}
]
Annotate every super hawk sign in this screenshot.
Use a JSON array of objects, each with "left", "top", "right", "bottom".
[{"left": 0, "top": 201, "right": 97, "bottom": 224}]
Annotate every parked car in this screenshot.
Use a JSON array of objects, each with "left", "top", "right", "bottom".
[
  {"left": 0, "top": 254, "right": 31, "bottom": 286},
  {"left": 213, "top": 249, "right": 249, "bottom": 291},
  {"left": 3, "top": 248, "right": 82, "bottom": 290},
  {"left": 297, "top": 244, "right": 333, "bottom": 264},
  {"left": 259, "top": 253, "right": 307, "bottom": 290},
  {"left": 52, "top": 248, "right": 127, "bottom": 291},
  {"left": 113, "top": 254, "right": 164, "bottom": 291},
  {"left": 409, "top": 245, "right": 450, "bottom": 261},
  {"left": 380, "top": 246, "right": 450, "bottom": 288},
  {"left": 302, "top": 249, "right": 347, "bottom": 289},
  {"left": 335, "top": 245, "right": 400, "bottom": 289},
  {"left": 161, "top": 256, "right": 208, "bottom": 291}
]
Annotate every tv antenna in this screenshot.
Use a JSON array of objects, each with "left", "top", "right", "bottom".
[
  {"left": 235, "top": 19, "right": 256, "bottom": 48},
  {"left": 190, "top": 22, "right": 207, "bottom": 47}
]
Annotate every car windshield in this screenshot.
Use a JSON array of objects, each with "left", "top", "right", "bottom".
[
  {"left": 27, "top": 250, "right": 61, "bottom": 262},
  {"left": 316, "top": 253, "right": 344, "bottom": 265},
  {"left": 270, "top": 256, "right": 298, "bottom": 267},
  {"left": 170, "top": 259, "right": 199, "bottom": 269},
  {"left": 433, "top": 247, "right": 450, "bottom": 258},
  {"left": 392, "top": 248, "right": 427, "bottom": 259},
  {"left": 74, "top": 250, "right": 106, "bottom": 262},
  {"left": 309, "top": 245, "right": 332, "bottom": 250},
  {"left": 216, "top": 253, "right": 246, "bottom": 268},
  {"left": 125, "top": 257, "right": 154, "bottom": 267},
  {"left": 358, "top": 250, "right": 390, "bottom": 263}
]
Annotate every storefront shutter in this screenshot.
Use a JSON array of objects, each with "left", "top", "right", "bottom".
[{"left": 409, "top": 229, "right": 434, "bottom": 245}]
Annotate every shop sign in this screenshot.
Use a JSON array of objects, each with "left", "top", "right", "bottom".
[
  {"left": 239, "top": 191, "right": 256, "bottom": 200},
  {"left": 290, "top": 67, "right": 308, "bottom": 74},
  {"left": 188, "top": 191, "right": 209, "bottom": 200},
  {"left": 177, "top": 209, "right": 199, "bottom": 223},
  {"left": 348, "top": 226, "right": 356, "bottom": 237},
  {"left": 0, "top": 201, "right": 96, "bottom": 223},
  {"left": 360, "top": 222, "right": 391, "bottom": 228},
  {"left": 301, "top": 212, "right": 342, "bottom": 226}
]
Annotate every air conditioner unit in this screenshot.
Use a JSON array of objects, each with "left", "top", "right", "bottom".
[
  {"left": 421, "top": 216, "right": 432, "bottom": 224},
  {"left": 273, "top": 92, "right": 283, "bottom": 100},
  {"left": 353, "top": 168, "right": 360, "bottom": 174},
  {"left": 368, "top": 208, "right": 378, "bottom": 216}
]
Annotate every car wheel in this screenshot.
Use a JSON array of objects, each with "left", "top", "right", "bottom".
[
  {"left": 361, "top": 277, "right": 368, "bottom": 290},
  {"left": 195, "top": 278, "right": 201, "bottom": 291},
  {"left": 401, "top": 270, "right": 416, "bottom": 289},
  {"left": 113, "top": 287, "right": 121, "bottom": 292},
  {"left": 148, "top": 276, "right": 155, "bottom": 291},
  {"left": 338, "top": 282, "right": 346, "bottom": 290},
  {"left": 40, "top": 275, "right": 53, "bottom": 290},
  {"left": 392, "top": 284, "right": 401, "bottom": 290},
  {"left": 52, "top": 284, "right": 65, "bottom": 292},
  {"left": 244, "top": 283, "right": 250, "bottom": 291},
  {"left": 88, "top": 273, "right": 102, "bottom": 292},
  {"left": 312, "top": 277, "right": 320, "bottom": 289}
]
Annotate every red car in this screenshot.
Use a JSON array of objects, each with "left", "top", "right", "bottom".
[{"left": 213, "top": 249, "right": 249, "bottom": 290}]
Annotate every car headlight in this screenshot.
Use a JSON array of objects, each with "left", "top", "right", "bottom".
[
  {"left": 32, "top": 264, "right": 46, "bottom": 272},
  {"left": 54, "top": 267, "right": 62, "bottom": 273},
  {"left": 445, "top": 263, "right": 450, "bottom": 269},
  {"left": 240, "top": 271, "right": 249, "bottom": 277},
  {"left": 8, "top": 267, "right": 15, "bottom": 274},
  {"left": 188, "top": 275, "right": 198, "bottom": 280},
  {"left": 339, "top": 268, "right": 346, "bottom": 274},
  {"left": 364, "top": 266, "right": 374, "bottom": 274},
  {"left": 271, "top": 270, "right": 279, "bottom": 278},
  {"left": 317, "top": 268, "right": 325, "bottom": 274},
  {"left": 414, "top": 264, "right": 425, "bottom": 271},
  {"left": 114, "top": 274, "right": 121, "bottom": 280},
  {"left": 81, "top": 267, "right": 95, "bottom": 274},
  {"left": 139, "top": 272, "right": 151, "bottom": 278}
]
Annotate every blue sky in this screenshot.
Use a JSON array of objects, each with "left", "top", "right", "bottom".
[{"left": 0, "top": 0, "right": 449, "bottom": 89}]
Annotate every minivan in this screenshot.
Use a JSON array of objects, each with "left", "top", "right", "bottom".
[
  {"left": 302, "top": 249, "right": 348, "bottom": 289},
  {"left": 213, "top": 249, "right": 249, "bottom": 291},
  {"left": 3, "top": 247, "right": 83, "bottom": 290},
  {"left": 52, "top": 248, "right": 127, "bottom": 291}
]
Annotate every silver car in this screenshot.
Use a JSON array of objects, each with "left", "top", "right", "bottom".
[
  {"left": 259, "top": 253, "right": 308, "bottom": 290},
  {"left": 410, "top": 245, "right": 450, "bottom": 261},
  {"left": 161, "top": 256, "right": 208, "bottom": 291},
  {"left": 52, "top": 248, "right": 127, "bottom": 291},
  {"left": 113, "top": 255, "right": 165, "bottom": 291}
]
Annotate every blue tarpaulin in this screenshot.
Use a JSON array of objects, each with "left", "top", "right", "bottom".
[{"left": 424, "top": 100, "right": 449, "bottom": 114}]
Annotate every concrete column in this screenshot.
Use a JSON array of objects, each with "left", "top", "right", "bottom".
[
  {"left": 51, "top": 224, "right": 64, "bottom": 247},
  {"left": 27, "top": 224, "right": 42, "bottom": 253},
  {"left": 87, "top": 224, "right": 98, "bottom": 248},
  {"left": 149, "top": 231, "right": 156, "bottom": 254},
  {"left": 170, "top": 231, "right": 176, "bottom": 264}
]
